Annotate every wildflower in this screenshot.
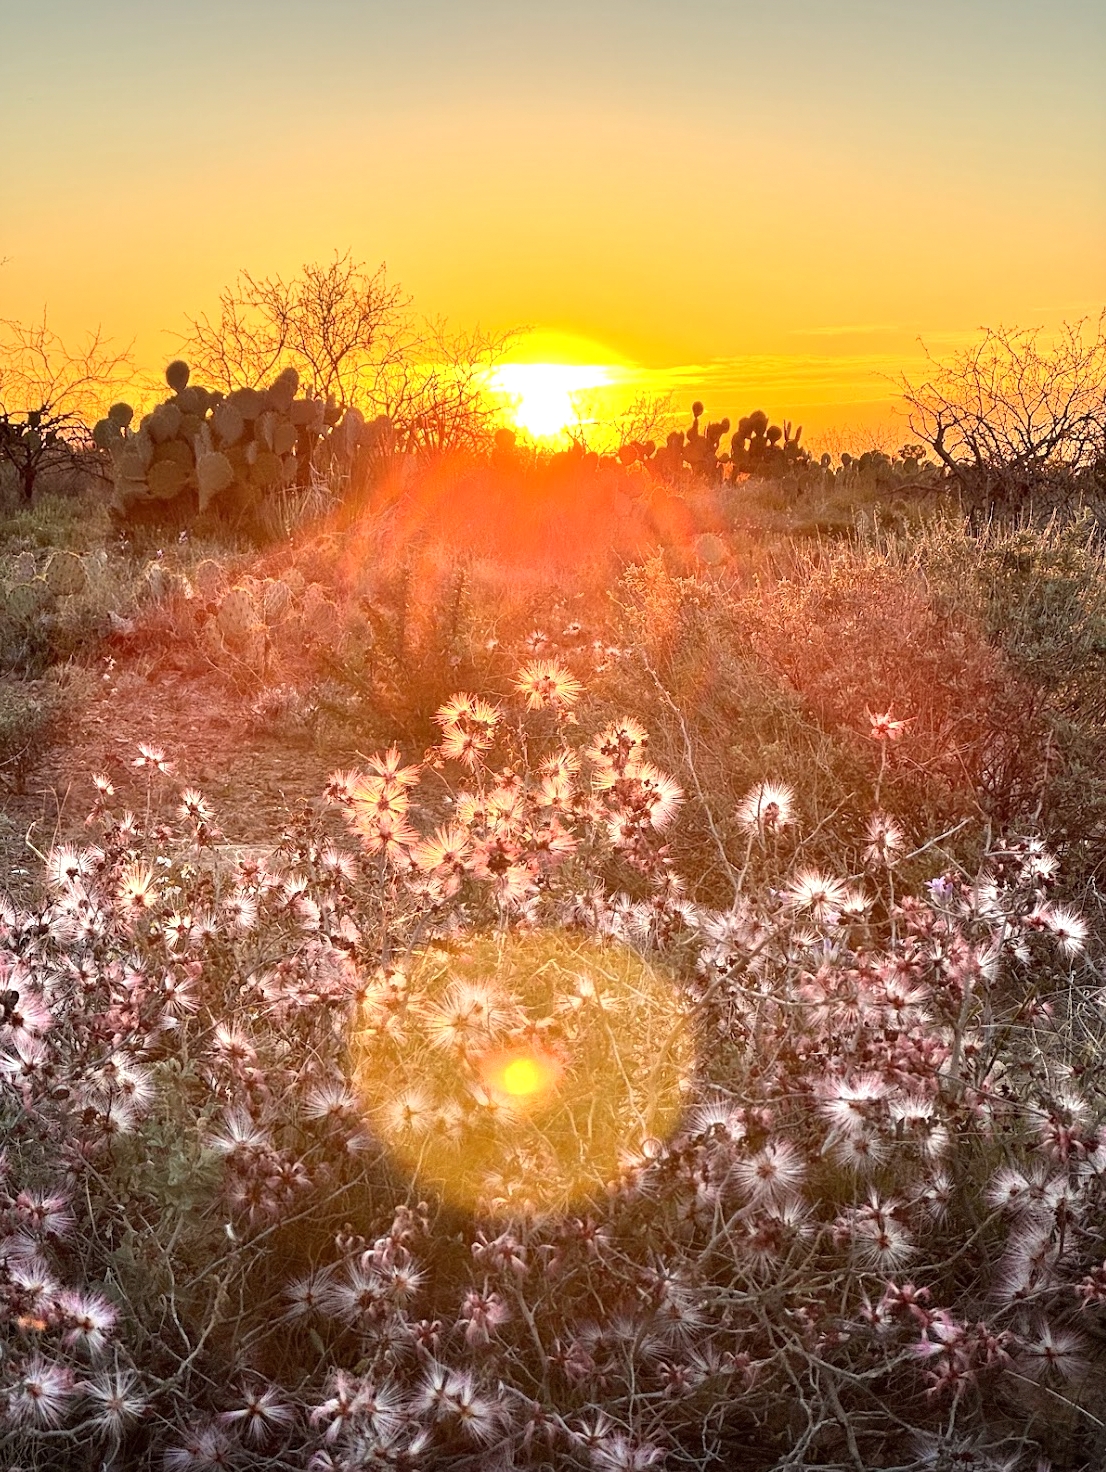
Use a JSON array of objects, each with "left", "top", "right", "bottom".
[
  {"left": 986, "top": 1165, "right": 1063, "bottom": 1218},
  {"left": 318, "top": 845, "right": 358, "bottom": 884},
  {"left": 634, "top": 763, "right": 685, "bottom": 830},
  {"left": 116, "top": 862, "right": 159, "bottom": 916},
  {"left": 1037, "top": 903, "right": 1088, "bottom": 956},
  {"left": 357, "top": 811, "right": 417, "bottom": 861},
  {"left": 133, "top": 742, "right": 174, "bottom": 773},
  {"left": 435, "top": 692, "right": 498, "bottom": 728},
  {"left": 211, "top": 1023, "right": 258, "bottom": 1068},
  {"left": 438, "top": 1367, "right": 502, "bottom": 1444},
  {"left": 324, "top": 769, "right": 360, "bottom": 804},
  {"left": 349, "top": 773, "right": 411, "bottom": 822},
  {"left": 220, "top": 888, "right": 258, "bottom": 934},
  {"left": 162, "top": 1421, "right": 232, "bottom": 1469},
  {"left": 817, "top": 1073, "right": 887, "bottom": 1135},
  {"left": 784, "top": 868, "right": 848, "bottom": 921},
  {"left": 8, "top": 1254, "right": 60, "bottom": 1313},
  {"left": 366, "top": 744, "right": 422, "bottom": 788},
  {"left": 514, "top": 660, "right": 583, "bottom": 710},
  {"left": 587, "top": 718, "right": 649, "bottom": 770},
  {"left": 591, "top": 1433, "right": 667, "bottom": 1471},
  {"left": 219, "top": 1382, "right": 296, "bottom": 1445},
  {"left": 179, "top": 788, "right": 214, "bottom": 822},
  {"left": 471, "top": 1230, "right": 529, "bottom": 1278},
  {"left": 7, "top": 1355, "right": 74, "bottom": 1427},
  {"left": 303, "top": 1079, "right": 358, "bottom": 1123},
  {"left": 1019, "top": 1321, "right": 1089, "bottom": 1382},
  {"left": 1, "top": 986, "right": 53, "bottom": 1047},
  {"left": 736, "top": 781, "right": 795, "bottom": 833},
  {"left": 80, "top": 1369, "right": 147, "bottom": 1436},
  {"left": 829, "top": 1128, "right": 889, "bottom": 1174},
  {"left": 853, "top": 1216, "right": 915, "bottom": 1273},
  {"left": 732, "top": 1139, "right": 806, "bottom": 1205},
  {"left": 56, "top": 1290, "right": 118, "bottom": 1356},
  {"left": 439, "top": 721, "right": 495, "bottom": 769},
  {"left": 866, "top": 706, "right": 909, "bottom": 741},
  {"left": 283, "top": 1267, "right": 337, "bottom": 1321},
  {"left": 864, "top": 811, "right": 906, "bottom": 867},
  {"left": 686, "top": 1097, "right": 745, "bottom": 1143},
  {"left": 412, "top": 824, "right": 472, "bottom": 886},
  {"left": 379, "top": 1255, "right": 425, "bottom": 1305},
  {"left": 45, "top": 844, "right": 94, "bottom": 890},
  {"left": 207, "top": 1108, "right": 270, "bottom": 1159},
  {"left": 458, "top": 1289, "right": 511, "bottom": 1346},
  {"left": 14, "top": 1188, "right": 75, "bottom": 1240},
  {"left": 380, "top": 1086, "right": 434, "bottom": 1138}
]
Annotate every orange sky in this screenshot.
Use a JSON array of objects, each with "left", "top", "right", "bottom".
[{"left": 2, "top": 0, "right": 1103, "bottom": 442}]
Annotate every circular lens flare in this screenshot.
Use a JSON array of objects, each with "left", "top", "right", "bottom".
[
  {"left": 351, "top": 932, "right": 693, "bottom": 1217},
  {"left": 480, "top": 1046, "right": 563, "bottom": 1104}
]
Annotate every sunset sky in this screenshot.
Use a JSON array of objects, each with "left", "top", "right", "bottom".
[{"left": 2, "top": 0, "right": 1103, "bottom": 440}]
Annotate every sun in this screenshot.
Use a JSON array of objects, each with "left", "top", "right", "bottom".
[{"left": 491, "top": 362, "right": 613, "bottom": 441}]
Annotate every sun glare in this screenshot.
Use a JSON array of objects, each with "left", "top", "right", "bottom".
[
  {"left": 492, "top": 362, "right": 613, "bottom": 441},
  {"left": 480, "top": 1045, "right": 563, "bottom": 1103}
]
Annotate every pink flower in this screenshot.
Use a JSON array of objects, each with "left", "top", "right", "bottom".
[{"left": 458, "top": 1289, "right": 511, "bottom": 1346}]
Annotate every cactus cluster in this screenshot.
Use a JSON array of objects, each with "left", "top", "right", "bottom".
[
  {"left": 728, "top": 411, "right": 809, "bottom": 479},
  {"left": 1, "top": 549, "right": 89, "bottom": 626},
  {"left": 93, "top": 361, "right": 394, "bottom": 528},
  {"left": 194, "top": 570, "right": 336, "bottom": 676},
  {"left": 635, "top": 406, "right": 936, "bottom": 496},
  {"left": 632, "top": 404, "right": 805, "bottom": 484}
]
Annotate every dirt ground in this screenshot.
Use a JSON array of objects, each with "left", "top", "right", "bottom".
[{"left": 0, "top": 655, "right": 360, "bottom": 905}]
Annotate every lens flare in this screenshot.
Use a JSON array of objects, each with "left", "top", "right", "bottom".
[
  {"left": 480, "top": 1046, "right": 563, "bottom": 1104},
  {"left": 351, "top": 932, "right": 692, "bottom": 1217}
]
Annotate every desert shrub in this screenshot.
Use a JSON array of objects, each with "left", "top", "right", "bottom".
[
  {"left": 601, "top": 548, "right": 1007, "bottom": 901},
  {"left": 0, "top": 677, "right": 67, "bottom": 792},
  {"left": 602, "top": 515, "right": 1106, "bottom": 897},
  {"left": 2, "top": 665, "right": 1104, "bottom": 1470},
  {"left": 905, "top": 512, "right": 1106, "bottom": 873},
  {"left": 901, "top": 315, "right": 1106, "bottom": 515}
]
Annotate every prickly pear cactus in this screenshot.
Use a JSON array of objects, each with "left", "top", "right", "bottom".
[
  {"left": 44, "top": 551, "right": 88, "bottom": 598},
  {"left": 10, "top": 552, "right": 37, "bottom": 585},
  {"left": 261, "top": 579, "right": 292, "bottom": 624},
  {"left": 166, "top": 360, "right": 191, "bottom": 394},
  {"left": 196, "top": 452, "right": 234, "bottom": 511},
  {"left": 216, "top": 587, "right": 258, "bottom": 648},
  {"left": 241, "top": 626, "right": 269, "bottom": 674},
  {"left": 193, "top": 559, "right": 225, "bottom": 600},
  {"left": 6, "top": 579, "right": 55, "bottom": 622},
  {"left": 300, "top": 582, "right": 336, "bottom": 638},
  {"left": 143, "top": 562, "right": 187, "bottom": 601}
]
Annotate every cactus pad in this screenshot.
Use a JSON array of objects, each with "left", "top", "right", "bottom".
[
  {"left": 193, "top": 559, "right": 225, "bottom": 600},
  {"left": 44, "top": 551, "right": 88, "bottom": 597},
  {"left": 216, "top": 587, "right": 258, "bottom": 647},
  {"left": 7, "top": 579, "right": 54, "bottom": 620},
  {"left": 196, "top": 452, "right": 235, "bottom": 511},
  {"left": 147, "top": 460, "right": 191, "bottom": 501},
  {"left": 166, "top": 360, "right": 191, "bottom": 393}
]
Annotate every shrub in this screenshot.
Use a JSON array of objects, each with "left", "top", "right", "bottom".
[
  {"left": 1, "top": 667, "right": 1104, "bottom": 1469},
  {"left": 0, "top": 676, "right": 67, "bottom": 792}
]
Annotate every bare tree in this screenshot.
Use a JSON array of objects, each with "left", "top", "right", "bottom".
[
  {"left": 182, "top": 254, "right": 519, "bottom": 458},
  {"left": 901, "top": 313, "right": 1106, "bottom": 509},
  {"left": 0, "top": 314, "right": 133, "bottom": 501},
  {"left": 179, "top": 252, "right": 413, "bottom": 408},
  {"left": 375, "top": 319, "right": 519, "bottom": 456}
]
